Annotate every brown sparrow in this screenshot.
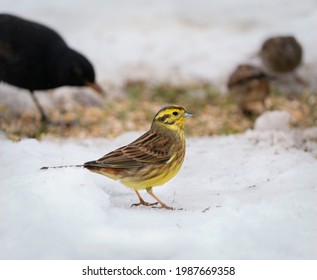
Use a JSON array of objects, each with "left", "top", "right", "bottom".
[{"left": 227, "top": 64, "right": 271, "bottom": 115}]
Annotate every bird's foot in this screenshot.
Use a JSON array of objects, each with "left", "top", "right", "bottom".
[
  {"left": 151, "top": 204, "right": 175, "bottom": 210},
  {"left": 131, "top": 201, "right": 159, "bottom": 208},
  {"left": 152, "top": 204, "right": 186, "bottom": 211}
]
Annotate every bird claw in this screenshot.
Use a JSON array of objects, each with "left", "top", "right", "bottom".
[
  {"left": 131, "top": 201, "right": 159, "bottom": 208},
  {"left": 152, "top": 205, "right": 186, "bottom": 211},
  {"left": 151, "top": 204, "right": 175, "bottom": 210}
]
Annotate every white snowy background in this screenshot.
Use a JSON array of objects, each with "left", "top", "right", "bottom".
[{"left": 0, "top": 0, "right": 317, "bottom": 259}]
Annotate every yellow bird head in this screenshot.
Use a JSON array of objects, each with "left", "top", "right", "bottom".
[{"left": 152, "top": 105, "right": 193, "bottom": 131}]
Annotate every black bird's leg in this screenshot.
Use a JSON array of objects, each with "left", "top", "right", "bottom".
[{"left": 29, "top": 90, "right": 48, "bottom": 124}]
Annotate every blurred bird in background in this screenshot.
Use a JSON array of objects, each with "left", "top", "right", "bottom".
[
  {"left": 227, "top": 64, "right": 271, "bottom": 116},
  {"left": 259, "top": 35, "right": 308, "bottom": 93},
  {"left": 0, "top": 13, "right": 104, "bottom": 125},
  {"left": 260, "top": 35, "right": 302, "bottom": 74}
]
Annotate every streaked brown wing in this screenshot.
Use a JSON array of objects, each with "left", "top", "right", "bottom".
[{"left": 84, "top": 129, "right": 173, "bottom": 168}]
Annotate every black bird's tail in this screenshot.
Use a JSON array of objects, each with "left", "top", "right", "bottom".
[{"left": 40, "top": 164, "right": 84, "bottom": 170}]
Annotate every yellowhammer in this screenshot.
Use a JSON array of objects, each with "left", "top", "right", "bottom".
[{"left": 84, "top": 105, "right": 192, "bottom": 210}]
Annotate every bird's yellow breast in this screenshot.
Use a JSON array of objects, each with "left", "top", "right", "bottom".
[{"left": 121, "top": 131, "right": 186, "bottom": 190}]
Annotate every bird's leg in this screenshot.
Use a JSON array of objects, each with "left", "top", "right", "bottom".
[
  {"left": 131, "top": 189, "right": 159, "bottom": 207},
  {"left": 146, "top": 187, "right": 174, "bottom": 210},
  {"left": 29, "top": 91, "right": 49, "bottom": 124}
]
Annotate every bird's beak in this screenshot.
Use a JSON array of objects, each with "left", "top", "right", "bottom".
[
  {"left": 86, "top": 81, "right": 105, "bottom": 96},
  {"left": 184, "top": 111, "right": 193, "bottom": 118}
]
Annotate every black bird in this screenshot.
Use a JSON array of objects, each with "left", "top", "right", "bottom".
[{"left": 0, "top": 13, "right": 103, "bottom": 124}]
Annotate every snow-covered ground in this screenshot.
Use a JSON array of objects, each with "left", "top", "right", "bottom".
[
  {"left": 1, "top": 115, "right": 317, "bottom": 259},
  {"left": 1, "top": 1, "right": 317, "bottom": 260}
]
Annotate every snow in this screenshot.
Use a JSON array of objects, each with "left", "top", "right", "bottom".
[
  {"left": 254, "top": 110, "right": 291, "bottom": 132},
  {"left": 1, "top": 126, "right": 317, "bottom": 259},
  {"left": 1, "top": 0, "right": 317, "bottom": 260}
]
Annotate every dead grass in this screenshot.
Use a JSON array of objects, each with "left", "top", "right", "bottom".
[{"left": 1, "top": 80, "right": 316, "bottom": 140}]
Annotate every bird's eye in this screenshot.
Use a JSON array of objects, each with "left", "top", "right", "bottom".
[{"left": 172, "top": 111, "right": 178, "bottom": 116}]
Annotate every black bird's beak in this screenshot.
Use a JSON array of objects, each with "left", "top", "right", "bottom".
[{"left": 86, "top": 81, "right": 105, "bottom": 96}]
